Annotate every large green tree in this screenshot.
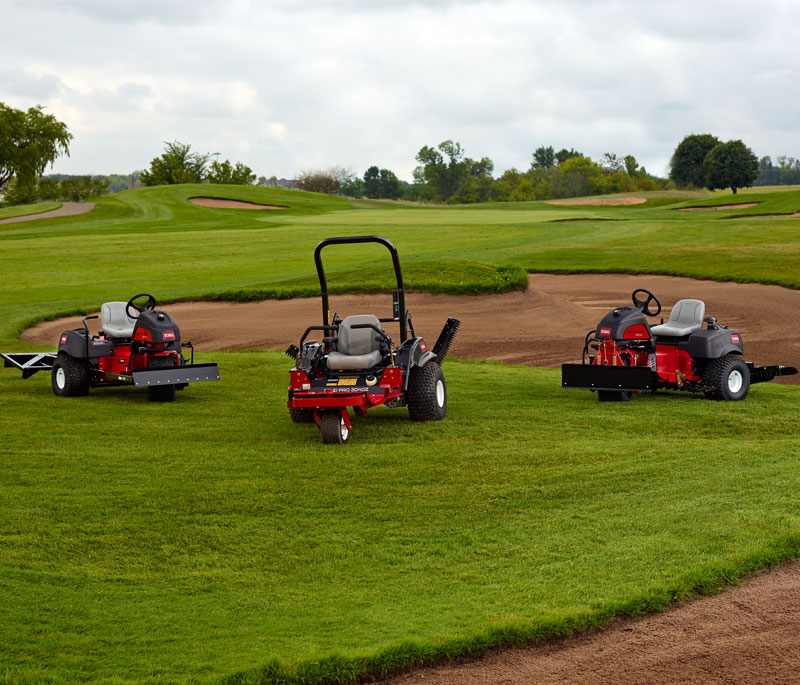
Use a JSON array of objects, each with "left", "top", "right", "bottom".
[
  {"left": 140, "top": 141, "right": 210, "bottom": 186},
  {"left": 555, "top": 148, "right": 581, "bottom": 165},
  {"left": 206, "top": 159, "right": 255, "bottom": 185},
  {"left": 339, "top": 175, "right": 364, "bottom": 198},
  {"left": 363, "top": 165, "right": 381, "bottom": 198},
  {"left": 415, "top": 140, "right": 493, "bottom": 203},
  {"left": 531, "top": 145, "right": 556, "bottom": 170},
  {"left": 669, "top": 133, "right": 720, "bottom": 187},
  {"left": 0, "top": 103, "right": 72, "bottom": 198},
  {"left": 704, "top": 139, "right": 758, "bottom": 194},
  {"left": 377, "top": 168, "right": 402, "bottom": 200},
  {"left": 361, "top": 166, "right": 403, "bottom": 200},
  {"left": 415, "top": 140, "right": 466, "bottom": 202}
]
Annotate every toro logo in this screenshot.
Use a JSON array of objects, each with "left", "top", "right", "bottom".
[
  {"left": 599, "top": 327, "right": 612, "bottom": 337},
  {"left": 420, "top": 342, "right": 426, "bottom": 351},
  {"left": 60, "top": 334, "right": 68, "bottom": 344},
  {"left": 162, "top": 330, "right": 176, "bottom": 341},
  {"left": 731, "top": 334, "right": 740, "bottom": 343}
]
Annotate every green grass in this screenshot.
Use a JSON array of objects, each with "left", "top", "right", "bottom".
[
  {"left": 2, "top": 355, "right": 800, "bottom": 684},
  {"left": 2, "top": 183, "right": 800, "bottom": 683}
]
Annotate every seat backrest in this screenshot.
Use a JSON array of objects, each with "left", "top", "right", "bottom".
[
  {"left": 101, "top": 301, "right": 137, "bottom": 338},
  {"left": 668, "top": 299, "right": 705, "bottom": 329},
  {"left": 336, "top": 315, "right": 382, "bottom": 355}
]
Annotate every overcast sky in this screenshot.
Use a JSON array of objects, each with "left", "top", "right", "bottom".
[{"left": 3, "top": 0, "right": 799, "bottom": 181}]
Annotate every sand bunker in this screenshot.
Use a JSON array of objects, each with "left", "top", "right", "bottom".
[
  {"left": 23, "top": 273, "right": 800, "bottom": 383},
  {"left": 546, "top": 197, "right": 647, "bottom": 206},
  {"left": 189, "top": 197, "right": 287, "bottom": 210},
  {"left": 680, "top": 203, "right": 759, "bottom": 211},
  {"left": 0, "top": 202, "right": 95, "bottom": 225}
]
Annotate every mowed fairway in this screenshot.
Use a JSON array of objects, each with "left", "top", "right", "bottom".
[{"left": 2, "top": 185, "right": 800, "bottom": 683}]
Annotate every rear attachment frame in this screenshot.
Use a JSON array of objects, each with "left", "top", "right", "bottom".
[{"left": 1, "top": 352, "right": 57, "bottom": 379}]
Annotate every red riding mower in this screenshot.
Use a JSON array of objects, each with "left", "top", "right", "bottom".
[
  {"left": 561, "top": 288, "right": 797, "bottom": 401},
  {"left": 286, "top": 236, "right": 460, "bottom": 444},
  {"left": 2, "top": 293, "right": 219, "bottom": 401}
]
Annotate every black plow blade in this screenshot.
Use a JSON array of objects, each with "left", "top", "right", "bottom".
[
  {"left": 562, "top": 363, "right": 655, "bottom": 392},
  {"left": 132, "top": 363, "right": 220, "bottom": 388}
]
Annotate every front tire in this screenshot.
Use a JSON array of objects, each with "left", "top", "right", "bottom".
[
  {"left": 51, "top": 352, "right": 90, "bottom": 397},
  {"left": 703, "top": 354, "right": 750, "bottom": 401},
  {"left": 147, "top": 355, "right": 177, "bottom": 403},
  {"left": 289, "top": 407, "right": 315, "bottom": 423},
  {"left": 407, "top": 362, "right": 447, "bottom": 421},
  {"left": 319, "top": 411, "right": 349, "bottom": 444}
]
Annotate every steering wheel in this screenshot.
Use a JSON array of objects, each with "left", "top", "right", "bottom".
[
  {"left": 631, "top": 288, "right": 661, "bottom": 317},
  {"left": 126, "top": 293, "right": 157, "bottom": 319}
]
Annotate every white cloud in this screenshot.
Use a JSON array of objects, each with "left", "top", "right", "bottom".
[{"left": 3, "top": 0, "right": 799, "bottom": 180}]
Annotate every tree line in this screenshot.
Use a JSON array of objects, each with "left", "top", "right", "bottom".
[
  {"left": 315, "top": 142, "right": 666, "bottom": 203},
  {"left": 1, "top": 99, "right": 793, "bottom": 208},
  {"left": 754, "top": 156, "right": 800, "bottom": 186}
]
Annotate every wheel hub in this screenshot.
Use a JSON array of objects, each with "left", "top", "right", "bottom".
[
  {"left": 435, "top": 379, "right": 445, "bottom": 407},
  {"left": 55, "top": 367, "right": 65, "bottom": 389},
  {"left": 728, "top": 369, "right": 743, "bottom": 393}
]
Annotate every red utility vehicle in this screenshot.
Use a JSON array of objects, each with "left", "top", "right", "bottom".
[
  {"left": 286, "top": 236, "right": 460, "bottom": 443},
  {"left": 562, "top": 289, "right": 796, "bottom": 401},
  {"left": 2, "top": 293, "right": 219, "bottom": 401}
]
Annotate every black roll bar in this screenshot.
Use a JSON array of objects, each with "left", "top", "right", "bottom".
[{"left": 314, "top": 235, "right": 407, "bottom": 342}]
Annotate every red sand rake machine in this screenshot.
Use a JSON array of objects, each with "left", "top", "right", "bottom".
[
  {"left": 562, "top": 288, "right": 796, "bottom": 401},
  {"left": 2, "top": 293, "right": 219, "bottom": 401}
]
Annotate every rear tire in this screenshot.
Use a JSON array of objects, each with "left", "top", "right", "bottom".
[
  {"left": 407, "top": 362, "right": 447, "bottom": 421},
  {"left": 51, "top": 352, "right": 90, "bottom": 397},
  {"left": 702, "top": 354, "right": 750, "bottom": 401},
  {"left": 147, "top": 355, "right": 177, "bottom": 403},
  {"left": 320, "top": 411, "right": 349, "bottom": 444}
]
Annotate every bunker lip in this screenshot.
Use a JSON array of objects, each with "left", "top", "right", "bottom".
[
  {"left": 378, "top": 559, "right": 800, "bottom": 685},
  {"left": 188, "top": 197, "right": 288, "bottom": 210},
  {"left": 546, "top": 197, "right": 647, "bottom": 206},
  {"left": 23, "top": 273, "right": 800, "bottom": 385},
  {"left": 732, "top": 211, "right": 800, "bottom": 218}
]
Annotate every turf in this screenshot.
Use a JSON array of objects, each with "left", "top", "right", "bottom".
[
  {"left": 2, "top": 354, "right": 799, "bottom": 684},
  {"left": 2, "top": 184, "right": 800, "bottom": 683}
]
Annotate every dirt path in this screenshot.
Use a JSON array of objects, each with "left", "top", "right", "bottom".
[
  {"left": 0, "top": 202, "right": 95, "bottom": 224},
  {"left": 20, "top": 272, "right": 800, "bottom": 682},
  {"left": 23, "top": 273, "right": 800, "bottom": 382}
]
